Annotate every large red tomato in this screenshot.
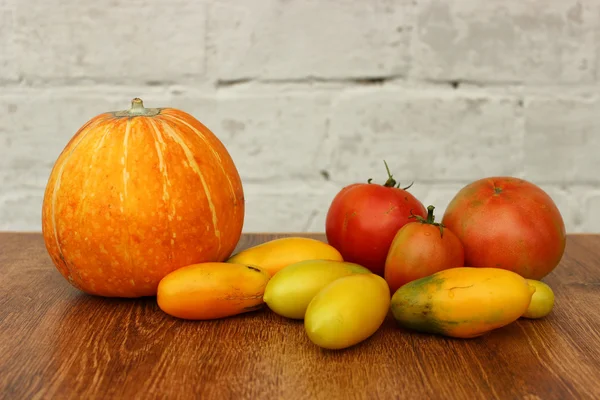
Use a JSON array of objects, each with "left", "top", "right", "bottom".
[
  {"left": 441, "top": 177, "right": 566, "bottom": 280},
  {"left": 325, "top": 162, "right": 427, "bottom": 276}
]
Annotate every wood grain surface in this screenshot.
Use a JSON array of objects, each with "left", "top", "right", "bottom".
[{"left": 1, "top": 232, "right": 599, "bottom": 400}]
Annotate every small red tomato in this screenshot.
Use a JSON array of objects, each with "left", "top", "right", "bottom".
[
  {"left": 384, "top": 205, "right": 465, "bottom": 294},
  {"left": 325, "top": 161, "right": 427, "bottom": 276}
]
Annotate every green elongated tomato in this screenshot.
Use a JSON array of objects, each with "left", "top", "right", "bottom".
[
  {"left": 390, "top": 267, "right": 536, "bottom": 339},
  {"left": 304, "top": 273, "right": 390, "bottom": 350},
  {"left": 263, "top": 259, "right": 371, "bottom": 319}
]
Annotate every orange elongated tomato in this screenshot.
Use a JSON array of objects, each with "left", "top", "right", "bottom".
[
  {"left": 157, "top": 262, "right": 271, "bottom": 320},
  {"left": 41, "top": 98, "right": 244, "bottom": 298},
  {"left": 227, "top": 237, "right": 344, "bottom": 276}
]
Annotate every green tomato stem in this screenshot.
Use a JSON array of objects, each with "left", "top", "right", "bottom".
[
  {"left": 409, "top": 205, "right": 445, "bottom": 237},
  {"left": 426, "top": 205, "right": 435, "bottom": 224},
  {"left": 382, "top": 160, "right": 397, "bottom": 187},
  {"left": 366, "top": 160, "right": 415, "bottom": 190}
]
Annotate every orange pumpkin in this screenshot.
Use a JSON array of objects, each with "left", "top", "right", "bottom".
[{"left": 41, "top": 98, "right": 245, "bottom": 298}]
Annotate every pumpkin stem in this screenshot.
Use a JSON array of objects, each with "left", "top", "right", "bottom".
[
  {"left": 113, "top": 98, "right": 161, "bottom": 117},
  {"left": 130, "top": 98, "right": 146, "bottom": 115}
]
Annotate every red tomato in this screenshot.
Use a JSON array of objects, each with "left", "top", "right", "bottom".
[
  {"left": 441, "top": 177, "right": 566, "bottom": 280},
  {"left": 325, "top": 162, "right": 427, "bottom": 276},
  {"left": 384, "top": 205, "right": 464, "bottom": 294}
]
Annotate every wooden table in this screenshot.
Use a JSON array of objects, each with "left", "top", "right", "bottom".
[{"left": 1, "top": 232, "right": 599, "bottom": 400}]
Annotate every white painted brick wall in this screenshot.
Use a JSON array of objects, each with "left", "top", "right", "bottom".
[{"left": 1, "top": 0, "right": 599, "bottom": 234}]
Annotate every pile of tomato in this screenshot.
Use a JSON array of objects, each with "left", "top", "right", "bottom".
[{"left": 325, "top": 161, "right": 567, "bottom": 292}]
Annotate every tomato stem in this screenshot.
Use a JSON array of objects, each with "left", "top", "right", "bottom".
[
  {"left": 426, "top": 205, "right": 435, "bottom": 223},
  {"left": 409, "top": 205, "right": 445, "bottom": 237},
  {"left": 402, "top": 181, "right": 414, "bottom": 190},
  {"left": 382, "top": 160, "right": 397, "bottom": 187},
  {"left": 368, "top": 160, "right": 414, "bottom": 189}
]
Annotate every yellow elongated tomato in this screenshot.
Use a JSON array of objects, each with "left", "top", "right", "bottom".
[
  {"left": 263, "top": 259, "right": 372, "bottom": 319},
  {"left": 304, "top": 274, "right": 390, "bottom": 350},
  {"left": 391, "top": 267, "right": 536, "bottom": 339},
  {"left": 226, "top": 237, "right": 343, "bottom": 276},
  {"left": 157, "top": 262, "right": 270, "bottom": 320},
  {"left": 522, "top": 279, "right": 555, "bottom": 319}
]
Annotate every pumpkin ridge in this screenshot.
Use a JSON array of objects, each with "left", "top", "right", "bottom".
[
  {"left": 121, "top": 118, "right": 134, "bottom": 286},
  {"left": 122, "top": 119, "right": 131, "bottom": 212},
  {"left": 51, "top": 115, "right": 112, "bottom": 287},
  {"left": 77, "top": 119, "right": 115, "bottom": 286},
  {"left": 147, "top": 120, "right": 172, "bottom": 205},
  {"left": 147, "top": 118, "right": 176, "bottom": 265},
  {"left": 159, "top": 113, "right": 236, "bottom": 203},
  {"left": 158, "top": 119, "right": 222, "bottom": 254}
]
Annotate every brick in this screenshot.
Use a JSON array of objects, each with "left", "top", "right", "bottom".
[
  {"left": 14, "top": 0, "right": 205, "bottom": 82},
  {"left": 324, "top": 88, "right": 524, "bottom": 184},
  {"left": 524, "top": 97, "right": 600, "bottom": 184},
  {"left": 170, "top": 90, "right": 332, "bottom": 182},
  {"left": 242, "top": 182, "right": 337, "bottom": 233},
  {"left": 412, "top": 0, "right": 596, "bottom": 83},
  {"left": 207, "top": 0, "right": 410, "bottom": 80},
  {"left": 0, "top": 0, "right": 18, "bottom": 82}
]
